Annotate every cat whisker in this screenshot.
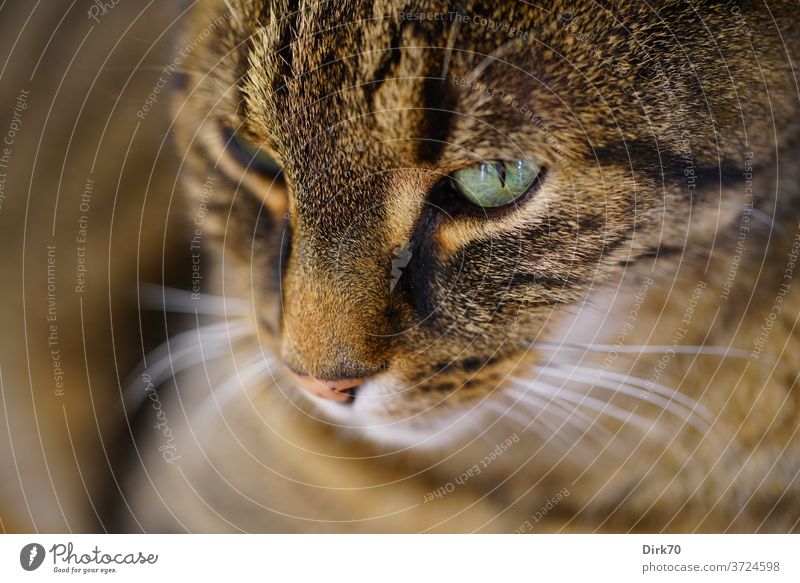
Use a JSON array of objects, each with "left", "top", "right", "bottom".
[
  {"left": 520, "top": 394, "right": 616, "bottom": 444},
  {"left": 139, "top": 282, "right": 250, "bottom": 316},
  {"left": 535, "top": 389, "right": 606, "bottom": 433},
  {"left": 521, "top": 388, "right": 678, "bottom": 464},
  {"left": 124, "top": 321, "right": 251, "bottom": 410},
  {"left": 502, "top": 383, "right": 635, "bottom": 458},
  {"left": 495, "top": 389, "right": 617, "bottom": 454},
  {"left": 533, "top": 365, "right": 747, "bottom": 490},
  {"left": 532, "top": 342, "right": 753, "bottom": 360},
  {"left": 484, "top": 398, "right": 573, "bottom": 446},
  {"left": 533, "top": 365, "right": 712, "bottom": 437},
  {"left": 497, "top": 394, "right": 581, "bottom": 443},
  {"left": 194, "top": 351, "right": 277, "bottom": 428},
  {"left": 544, "top": 364, "right": 746, "bottom": 466},
  {"left": 560, "top": 365, "right": 718, "bottom": 425},
  {"left": 500, "top": 375, "right": 615, "bottom": 438},
  {"left": 507, "top": 378, "right": 667, "bottom": 442}
]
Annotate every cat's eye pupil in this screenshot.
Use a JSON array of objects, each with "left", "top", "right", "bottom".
[
  {"left": 495, "top": 163, "right": 506, "bottom": 187},
  {"left": 450, "top": 159, "right": 542, "bottom": 209}
]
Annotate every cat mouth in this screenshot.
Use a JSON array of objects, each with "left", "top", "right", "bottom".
[
  {"left": 294, "top": 380, "right": 359, "bottom": 404},
  {"left": 286, "top": 368, "right": 362, "bottom": 404},
  {"left": 291, "top": 375, "right": 490, "bottom": 450}
]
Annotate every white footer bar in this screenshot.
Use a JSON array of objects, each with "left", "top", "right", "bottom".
[{"left": 1, "top": 534, "right": 797, "bottom": 582}]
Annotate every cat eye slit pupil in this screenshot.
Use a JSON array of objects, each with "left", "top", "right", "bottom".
[{"left": 496, "top": 163, "right": 506, "bottom": 188}]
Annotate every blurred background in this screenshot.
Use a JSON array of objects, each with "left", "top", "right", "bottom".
[{"left": 0, "top": 1, "right": 192, "bottom": 532}]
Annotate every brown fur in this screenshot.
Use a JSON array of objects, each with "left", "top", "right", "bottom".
[
  {"left": 3, "top": 0, "right": 797, "bottom": 533},
  {"left": 115, "top": 0, "right": 800, "bottom": 532}
]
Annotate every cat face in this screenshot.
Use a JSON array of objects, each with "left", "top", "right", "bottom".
[{"left": 173, "top": 0, "right": 770, "bottom": 446}]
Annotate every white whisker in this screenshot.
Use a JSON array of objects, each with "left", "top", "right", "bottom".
[
  {"left": 484, "top": 399, "right": 565, "bottom": 445},
  {"left": 124, "top": 321, "right": 251, "bottom": 410},
  {"left": 140, "top": 282, "right": 250, "bottom": 316},
  {"left": 194, "top": 352, "right": 276, "bottom": 427},
  {"left": 508, "top": 379, "right": 661, "bottom": 437},
  {"left": 533, "top": 342, "right": 752, "bottom": 359},
  {"left": 544, "top": 363, "right": 744, "bottom": 466},
  {"left": 563, "top": 365, "right": 717, "bottom": 425},
  {"left": 499, "top": 390, "right": 613, "bottom": 451},
  {"left": 534, "top": 366, "right": 711, "bottom": 436},
  {"left": 530, "top": 390, "right": 603, "bottom": 434}
]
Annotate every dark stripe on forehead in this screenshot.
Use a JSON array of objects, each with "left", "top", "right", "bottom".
[
  {"left": 272, "top": 0, "right": 300, "bottom": 97},
  {"left": 364, "top": 18, "right": 404, "bottom": 105},
  {"left": 417, "top": 76, "right": 457, "bottom": 163}
]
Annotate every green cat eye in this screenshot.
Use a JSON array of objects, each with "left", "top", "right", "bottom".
[
  {"left": 450, "top": 160, "right": 542, "bottom": 208},
  {"left": 228, "top": 130, "right": 283, "bottom": 177}
]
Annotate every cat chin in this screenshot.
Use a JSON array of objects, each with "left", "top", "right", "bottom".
[{"left": 304, "top": 377, "right": 490, "bottom": 451}]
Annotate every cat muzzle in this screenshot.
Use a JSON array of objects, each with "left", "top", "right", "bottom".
[{"left": 288, "top": 371, "right": 362, "bottom": 403}]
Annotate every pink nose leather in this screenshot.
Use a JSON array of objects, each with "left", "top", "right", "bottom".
[{"left": 289, "top": 371, "right": 363, "bottom": 403}]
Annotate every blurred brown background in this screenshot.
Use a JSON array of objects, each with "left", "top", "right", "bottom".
[{"left": 0, "top": 1, "right": 190, "bottom": 532}]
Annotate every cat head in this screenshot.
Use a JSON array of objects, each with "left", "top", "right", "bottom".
[{"left": 171, "top": 0, "right": 790, "bottom": 446}]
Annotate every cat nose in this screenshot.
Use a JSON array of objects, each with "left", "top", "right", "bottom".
[{"left": 288, "top": 371, "right": 364, "bottom": 403}]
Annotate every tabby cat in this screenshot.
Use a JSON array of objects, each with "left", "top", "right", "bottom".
[{"left": 119, "top": 0, "right": 800, "bottom": 532}]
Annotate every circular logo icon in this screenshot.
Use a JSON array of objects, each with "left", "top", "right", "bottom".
[{"left": 19, "top": 543, "right": 46, "bottom": 571}]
